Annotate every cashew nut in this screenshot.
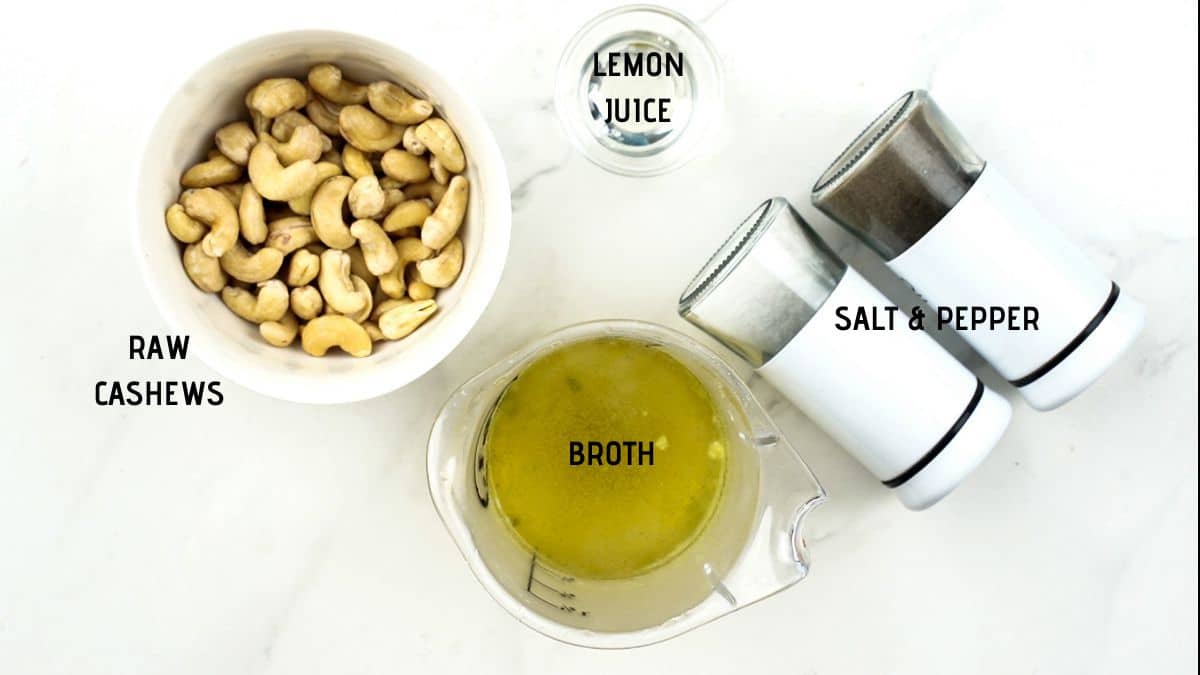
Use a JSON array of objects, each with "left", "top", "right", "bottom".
[
  {"left": 216, "top": 182, "right": 244, "bottom": 206},
  {"left": 371, "top": 297, "right": 410, "bottom": 321},
  {"left": 346, "top": 245, "right": 377, "bottom": 288},
  {"left": 430, "top": 156, "right": 450, "bottom": 185},
  {"left": 363, "top": 320, "right": 386, "bottom": 342},
  {"left": 265, "top": 216, "right": 318, "bottom": 254},
  {"left": 260, "top": 311, "right": 299, "bottom": 347},
  {"left": 421, "top": 175, "right": 468, "bottom": 249},
  {"left": 301, "top": 315, "right": 372, "bottom": 357},
  {"left": 379, "top": 299, "right": 437, "bottom": 339},
  {"left": 342, "top": 145, "right": 375, "bottom": 180},
  {"left": 310, "top": 175, "right": 357, "bottom": 249},
  {"left": 349, "top": 219, "right": 398, "bottom": 275},
  {"left": 415, "top": 237, "right": 463, "bottom": 288},
  {"left": 286, "top": 161, "right": 343, "bottom": 215},
  {"left": 215, "top": 121, "right": 257, "bottom": 165},
  {"left": 182, "top": 243, "right": 227, "bottom": 293},
  {"left": 238, "top": 183, "right": 267, "bottom": 245},
  {"left": 270, "top": 111, "right": 316, "bottom": 142},
  {"left": 414, "top": 118, "right": 465, "bottom": 173},
  {"left": 260, "top": 125, "right": 322, "bottom": 165},
  {"left": 219, "top": 241, "right": 284, "bottom": 283},
  {"left": 380, "top": 149, "right": 431, "bottom": 184},
  {"left": 378, "top": 237, "right": 432, "bottom": 299},
  {"left": 222, "top": 280, "right": 289, "bottom": 324},
  {"left": 340, "top": 275, "right": 373, "bottom": 324},
  {"left": 181, "top": 152, "right": 242, "bottom": 188},
  {"left": 380, "top": 187, "right": 406, "bottom": 216},
  {"left": 348, "top": 176, "right": 385, "bottom": 219},
  {"left": 180, "top": 187, "right": 239, "bottom": 258},
  {"left": 366, "top": 80, "right": 433, "bottom": 124},
  {"left": 339, "top": 105, "right": 404, "bottom": 152},
  {"left": 402, "top": 126, "right": 427, "bottom": 155},
  {"left": 318, "top": 249, "right": 366, "bottom": 314},
  {"left": 308, "top": 64, "right": 368, "bottom": 105},
  {"left": 247, "top": 142, "right": 320, "bottom": 201},
  {"left": 245, "top": 78, "right": 308, "bottom": 118},
  {"left": 286, "top": 249, "right": 320, "bottom": 286},
  {"left": 165, "top": 203, "right": 205, "bottom": 243},
  {"left": 382, "top": 199, "right": 433, "bottom": 234},
  {"left": 290, "top": 285, "right": 324, "bottom": 320},
  {"left": 406, "top": 267, "right": 437, "bottom": 301},
  {"left": 306, "top": 97, "right": 343, "bottom": 136},
  {"left": 403, "top": 180, "right": 447, "bottom": 205}
]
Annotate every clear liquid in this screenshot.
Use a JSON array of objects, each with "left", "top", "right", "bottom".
[{"left": 584, "top": 31, "right": 695, "bottom": 155}]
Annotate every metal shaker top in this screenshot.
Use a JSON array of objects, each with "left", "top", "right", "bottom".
[
  {"left": 679, "top": 198, "right": 845, "bottom": 366},
  {"left": 811, "top": 90, "right": 985, "bottom": 260}
]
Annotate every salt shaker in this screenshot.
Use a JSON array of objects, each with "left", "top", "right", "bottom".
[
  {"left": 679, "top": 198, "right": 1011, "bottom": 510},
  {"left": 811, "top": 90, "right": 1144, "bottom": 410}
]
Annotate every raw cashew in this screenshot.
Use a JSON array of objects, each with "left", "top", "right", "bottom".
[
  {"left": 347, "top": 246, "right": 377, "bottom": 288},
  {"left": 215, "top": 121, "right": 257, "bottom": 165},
  {"left": 306, "top": 97, "right": 343, "bottom": 136},
  {"left": 181, "top": 153, "right": 242, "bottom": 188},
  {"left": 379, "top": 299, "right": 437, "bottom": 339},
  {"left": 260, "top": 312, "right": 299, "bottom": 347},
  {"left": 245, "top": 78, "right": 308, "bottom": 118},
  {"left": 301, "top": 315, "right": 372, "bottom": 357},
  {"left": 381, "top": 187, "right": 406, "bottom": 216},
  {"left": 414, "top": 118, "right": 465, "bottom": 173},
  {"left": 363, "top": 320, "right": 386, "bottom": 342},
  {"left": 181, "top": 187, "right": 239, "bottom": 258},
  {"left": 182, "top": 243, "right": 227, "bottom": 293},
  {"left": 247, "top": 142, "right": 320, "bottom": 201},
  {"left": 421, "top": 175, "right": 468, "bottom": 249},
  {"left": 403, "top": 180, "right": 446, "bottom": 205},
  {"left": 415, "top": 237, "right": 463, "bottom": 288},
  {"left": 379, "top": 237, "right": 432, "bottom": 299},
  {"left": 271, "top": 111, "right": 319, "bottom": 142},
  {"left": 350, "top": 219, "right": 398, "bottom": 275},
  {"left": 378, "top": 176, "right": 404, "bottom": 190},
  {"left": 165, "top": 204, "right": 205, "bottom": 243},
  {"left": 342, "top": 145, "right": 375, "bottom": 179},
  {"left": 380, "top": 149, "right": 431, "bottom": 184},
  {"left": 348, "top": 176, "right": 385, "bottom": 219},
  {"left": 430, "top": 156, "right": 450, "bottom": 185},
  {"left": 371, "top": 297, "right": 410, "bottom": 321},
  {"left": 310, "top": 175, "right": 357, "bottom": 249},
  {"left": 238, "top": 183, "right": 267, "bottom": 245},
  {"left": 308, "top": 64, "right": 368, "bottom": 105},
  {"left": 406, "top": 267, "right": 437, "bottom": 301},
  {"left": 286, "top": 249, "right": 320, "bottom": 286},
  {"left": 318, "top": 249, "right": 366, "bottom": 314},
  {"left": 216, "top": 182, "right": 244, "bottom": 206},
  {"left": 261, "top": 126, "right": 322, "bottom": 165},
  {"left": 222, "top": 280, "right": 289, "bottom": 324},
  {"left": 219, "top": 242, "right": 284, "bottom": 283},
  {"left": 382, "top": 199, "right": 433, "bottom": 234},
  {"left": 341, "top": 276, "right": 373, "bottom": 324},
  {"left": 290, "top": 285, "right": 324, "bottom": 320},
  {"left": 402, "top": 126, "right": 426, "bottom": 155},
  {"left": 286, "top": 161, "right": 342, "bottom": 215},
  {"left": 339, "top": 105, "right": 404, "bottom": 152},
  {"left": 266, "top": 216, "right": 318, "bottom": 254},
  {"left": 367, "top": 81, "right": 433, "bottom": 124}
]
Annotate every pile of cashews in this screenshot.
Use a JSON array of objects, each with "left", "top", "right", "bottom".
[{"left": 165, "top": 63, "right": 469, "bottom": 358}]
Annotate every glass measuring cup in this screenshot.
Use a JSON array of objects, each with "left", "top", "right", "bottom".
[{"left": 427, "top": 320, "right": 824, "bottom": 648}]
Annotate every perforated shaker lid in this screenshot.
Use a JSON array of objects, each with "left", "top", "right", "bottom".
[{"left": 678, "top": 198, "right": 845, "bottom": 366}]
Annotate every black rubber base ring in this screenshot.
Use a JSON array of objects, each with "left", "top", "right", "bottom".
[
  {"left": 1010, "top": 282, "right": 1121, "bottom": 388},
  {"left": 882, "top": 378, "right": 984, "bottom": 488}
]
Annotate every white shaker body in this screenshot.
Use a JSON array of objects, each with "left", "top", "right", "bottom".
[
  {"left": 889, "top": 167, "right": 1145, "bottom": 410},
  {"left": 759, "top": 267, "right": 1011, "bottom": 510}
]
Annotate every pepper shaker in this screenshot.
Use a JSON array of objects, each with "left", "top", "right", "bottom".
[
  {"left": 679, "top": 198, "right": 1011, "bottom": 510},
  {"left": 811, "top": 90, "right": 1144, "bottom": 410}
]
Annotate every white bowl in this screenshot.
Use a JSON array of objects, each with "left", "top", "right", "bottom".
[{"left": 133, "top": 31, "right": 511, "bottom": 404}]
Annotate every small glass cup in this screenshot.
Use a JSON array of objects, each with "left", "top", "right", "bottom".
[
  {"left": 555, "top": 5, "right": 724, "bottom": 176},
  {"left": 427, "top": 320, "right": 824, "bottom": 648}
]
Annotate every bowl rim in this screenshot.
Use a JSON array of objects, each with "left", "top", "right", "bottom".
[{"left": 131, "top": 29, "right": 511, "bottom": 404}]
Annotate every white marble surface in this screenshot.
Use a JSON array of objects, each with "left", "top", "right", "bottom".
[{"left": 1, "top": 0, "right": 1196, "bottom": 672}]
